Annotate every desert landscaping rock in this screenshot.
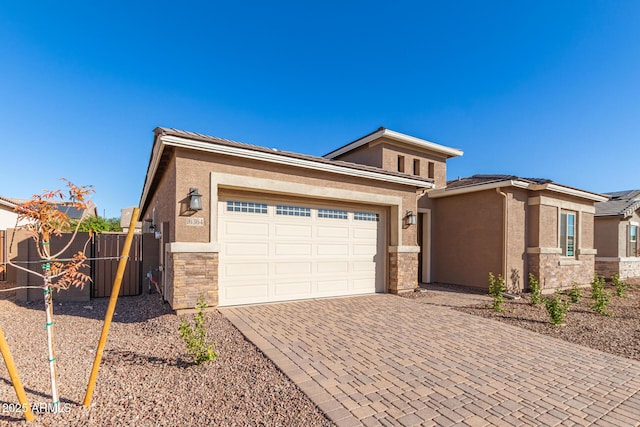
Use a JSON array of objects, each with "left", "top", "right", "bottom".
[
  {"left": 410, "top": 279, "right": 640, "bottom": 363},
  {"left": 0, "top": 287, "right": 333, "bottom": 426}
]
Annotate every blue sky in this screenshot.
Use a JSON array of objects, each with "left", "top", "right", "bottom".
[{"left": 1, "top": 1, "right": 639, "bottom": 217}]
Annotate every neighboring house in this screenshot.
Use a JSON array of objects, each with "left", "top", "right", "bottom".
[
  {"left": 121, "top": 206, "right": 142, "bottom": 233},
  {"left": 138, "top": 127, "right": 606, "bottom": 310},
  {"left": 425, "top": 175, "right": 607, "bottom": 292},
  {"left": 0, "top": 196, "right": 19, "bottom": 231},
  {"left": 594, "top": 190, "right": 640, "bottom": 279},
  {"left": 54, "top": 201, "right": 98, "bottom": 219},
  {"left": 0, "top": 196, "right": 19, "bottom": 281}
]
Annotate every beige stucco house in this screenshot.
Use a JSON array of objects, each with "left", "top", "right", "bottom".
[
  {"left": 425, "top": 175, "right": 607, "bottom": 292},
  {"left": 139, "top": 127, "right": 606, "bottom": 310},
  {"left": 139, "top": 127, "right": 463, "bottom": 310},
  {"left": 594, "top": 190, "right": 640, "bottom": 279}
]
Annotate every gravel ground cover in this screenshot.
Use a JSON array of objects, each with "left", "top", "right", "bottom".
[
  {"left": 0, "top": 286, "right": 334, "bottom": 426},
  {"left": 409, "top": 279, "right": 640, "bottom": 362}
]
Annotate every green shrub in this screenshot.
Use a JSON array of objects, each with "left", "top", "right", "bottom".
[
  {"left": 544, "top": 291, "right": 571, "bottom": 325},
  {"left": 529, "top": 273, "right": 542, "bottom": 306},
  {"left": 488, "top": 272, "right": 506, "bottom": 312},
  {"left": 179, "top": 297, "right": 218, "bottom": 365},
  {"left": 591, "top": 274, "right": 612, "bottom": 317},
  {"left": 612, "top": 273, "right": 627, "bottom": 298},
  {"left": 567, "top": 283, "right": 583, "bottom": 303}
]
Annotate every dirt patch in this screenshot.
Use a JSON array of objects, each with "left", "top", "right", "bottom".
[{"left": 0, "top": 292, "right": 334, "bottom": 426}]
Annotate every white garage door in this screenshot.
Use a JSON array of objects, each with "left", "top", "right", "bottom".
[{"left": 218, "top": 196, "right": 386, "bottom": 306}]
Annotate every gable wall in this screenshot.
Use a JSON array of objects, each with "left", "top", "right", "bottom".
[{"left": 331, "top": 143, "right": 383, "bottom": 169}]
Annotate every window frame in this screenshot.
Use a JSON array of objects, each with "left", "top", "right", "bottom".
[
  {"left": 560, "top": 211, "right": 576, "bottom": 257},
  {"left": 397, "top": 155, "right": 405, "bottom": 173},
  {"left": 629, "top": 224, "right": 638, "bottom": 257}
]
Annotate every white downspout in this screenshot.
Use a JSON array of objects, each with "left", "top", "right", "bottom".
[{"left": 496, "top": 188, "right": 508, "bottom": 281}]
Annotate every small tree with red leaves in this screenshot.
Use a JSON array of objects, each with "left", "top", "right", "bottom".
[{"left": 3, "top": 179, "right": 94, "bottom": 413}]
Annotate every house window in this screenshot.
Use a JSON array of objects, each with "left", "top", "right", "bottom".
[
  {"left": 428, "top": 162, "right": 435, "bottom": 179},
  {"left": 354, "top": 212, "right": 379, "bottom": 222},
  {"left": 226, "top": 201, "right": 268, "bottom": 214},
  {"left": 560, "top": 211, "right": 576, "bottom": 257},
  {"left": 413, "top": 159, "right": 420, "bottom": 176},
  {"left": 397, "top": 155, "right": 405, "bottom": 173},
  {"left": 276, "top": 205, "right": 311, "bottom": 217},
  {"left": 318, "top": 209, "right": 348, "bottom": 220},
  {"left": 629, "top": 225, "right": 638, "bottom": 257}
]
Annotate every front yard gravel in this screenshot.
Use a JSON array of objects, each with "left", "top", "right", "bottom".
[{"left": 0, "top": 287, "right": 334, "bottom": 426}]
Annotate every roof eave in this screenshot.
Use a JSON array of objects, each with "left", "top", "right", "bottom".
[
  {"left": 139, "top": 132, "right": 435, "bottom": 214},
  {"left": 429, "top": 180, "right": 528, "bottom": 198},
  {"left": 324, "top": 128, "right": 464, "bottom": 160}
]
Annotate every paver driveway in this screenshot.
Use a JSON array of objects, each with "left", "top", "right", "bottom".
[{"left": 221, "top": 294, "right": 640, "bottom": 426}]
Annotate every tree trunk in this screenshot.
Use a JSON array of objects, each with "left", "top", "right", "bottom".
[{"left": 42, "top": 234, "right": 59, "bottom": 413}]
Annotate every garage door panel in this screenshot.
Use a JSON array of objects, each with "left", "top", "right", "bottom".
[
  {"left": 353, "top": 244, "right": 377, "bottom": 256},
  {"left": 317, "top": 261, "right": 349, "bottom": 274},
  {"left": 275, "top": 262, "right": 313, "bottom": 275},
  {"left": 275, "top": 243, "right": 313, "bottom": 256},
  {"left": 352, "top": 278, "right": 375, "bottom": 290},
  {"left": 225, "top": 221, "right": 269, "bottom": 237},
  {"left": 225, "top": 242, "right": 269, "bottom": 256},
  {"left": 219, "top": 197, "right": 385, "bottom": 306},
  {"left": 225, "top": 262, "right": 269, "bottom": 277},
  {"left": 353, "top": 227, "right": 378, "bottom": 239},
  {"left": 224, "top": 284, "right": 269, "bottom": 300},
  {"left": 316, "top": 279, "right": 349, "bottom": 293},
  {"left": 353, "top": 260, "right": 376, "bottom": 272},
  {"left": 274, "top": 281, "right": 313, "bottom": 296},
  {"left": 274, "top": 224, "right": 312, "bottom": 237},
  {"left": 317, "top": 244, "right": 349, "bottom": 256},
  {"left": 317, "top": 226, "right": 349, "bottom": 238}
]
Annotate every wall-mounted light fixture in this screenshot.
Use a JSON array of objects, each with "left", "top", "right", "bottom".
[
  {"left": 404, "top": 210, "right": 417, "bottom": 227},
  {"left": 188, "top": 188, "right": 203, "bottom": 211}
]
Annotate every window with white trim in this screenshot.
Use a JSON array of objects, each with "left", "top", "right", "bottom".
[
  {"left": 318, "top": 209, "right": 348, "bottom": 220},
  {"left": 226, "top": 201, "right": 268, "bottom": 214},
  {"left": 629, "top": 225, "right": 638, "bottom": 257},
  {"left": 354, "top": 212, "right": 379, "bottom": 222},
  {"left": 276, "top": 205, "right": 311, "bottom": 217},
  {"left": 560, "top": 211, "right": 576, "bottom": 257}
]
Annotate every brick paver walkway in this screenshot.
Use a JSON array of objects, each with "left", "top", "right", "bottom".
[{"left": 222, "top": 294, "right": 640, "bottom": 426}]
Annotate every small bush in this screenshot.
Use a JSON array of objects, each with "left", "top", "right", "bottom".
[
  {"left": 612, "top": 273, "right": 627, "bottom": 298},
  {"left": 488, "top": 272, "right": 506, "bottom": 312},
  {"left": 179, "top": 297, "right": 218, "bottom": 365},
  {"left": 529, "top": 273, "right": 542, "bottom": 306},
  {"left": 591, "top": 274, "right": 612, "bottom": 317},
  {"left": 567, "top": 283, "right": 583, "bottom": 303},
  {"left": 544, "top": 291, "right": 571, "bottom": 325}
]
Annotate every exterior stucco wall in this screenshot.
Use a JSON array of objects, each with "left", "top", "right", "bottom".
[
  {"left": 332, "top": 143, "right": 383, "bottom": 168},
  {"left": 142, "top": 149, "right": 177, "bottom": 242},
  {"left": 505, "top": 189, "right": 528, "bottom": 292},
  {"left": 594, "top": 210, "right": 640, "bottom": 279},
  {"left": 0, "top": 206, "right": 18, "bottom": 230},
  {"left": 527, "top": 192, "right": 598, "bottom": 291},
  {"left": 378, "top": 140, "right": 448, "bottom": 188},
  {"left": 431, "top": 190, "right": 503, "bottom": 289},
  {"left": 174, "top": 149, "right": 421, "bottom": 247}
]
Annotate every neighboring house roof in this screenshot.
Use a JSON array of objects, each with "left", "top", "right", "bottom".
[
  {"left": 429, "top": 174, "right": 608, "bottom": 202},
  {"left": 323, "top": 127, "right": 464, "bottom": 160},
  {"left": 55, "top": 202, "right": 98, "bottom": 219},
  {"left": 0, "top": 195, "right": 18, "bottom": 209},
  {"left": 140, "top": 127, "right": 436, "bottom": 214},
  {"left": 595, "top": 189, "right": 640, "bottom": 218}
]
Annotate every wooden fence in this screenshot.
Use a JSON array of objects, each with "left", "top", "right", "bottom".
[
  {"left": 92, "top": 233, "right": 142, "bottom": 298},
  {"left": 8, "top": 230, "right": 143, "bottom": 301}
]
